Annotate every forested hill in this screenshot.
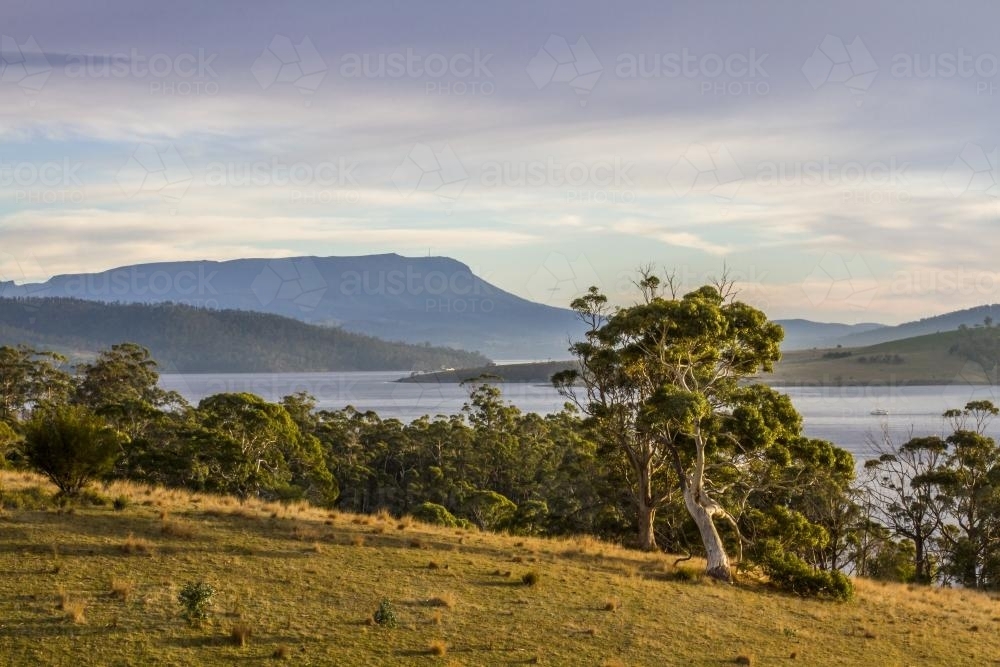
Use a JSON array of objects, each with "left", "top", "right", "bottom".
[{"left": 0, "top": 297, "right": 489, "bottom": 372}]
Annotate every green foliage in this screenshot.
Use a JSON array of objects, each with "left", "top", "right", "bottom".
[
  {"left": 0, "top": 297, "right": 489, "bottom": 372},
  {"left": 177, "top": 582, "right": 215, "bottom": 625},
  {"left": 372, "top": 598, "right": 397, "bottom": 628},
  {"left": 465, "top": 490, "right": 517, "bottom": 531},
  {"left": 756, "top": 540, "right": 853, "bottom": 601},
  {"left": 0, "top": 345, "right": 72, "bottom": 421},
  {"left": 22, "top": 405, "right": 120, "bottom": 497},
  {"left": 0, "top": 421, "right": 21, "bottom": 469},
  {"left": 411, "top": 502, "right": 459, "bottom": 528}
]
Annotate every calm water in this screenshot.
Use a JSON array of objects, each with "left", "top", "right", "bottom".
[{"left": 158, "top": 372, "right": 1000, "bottom": 462}]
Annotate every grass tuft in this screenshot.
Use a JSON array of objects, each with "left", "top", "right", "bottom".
[{"left": 229, "top": 621, "right": 253, "bottom": 647}]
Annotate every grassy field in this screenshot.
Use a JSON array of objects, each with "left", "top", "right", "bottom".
[
  {"left": 1, "top": 471, "right": 998, "bottom": 666},
  {"left": 401, "top": 330, "right": 995, "bottom": 388},
  {"left": 763, "top": 330, "right": 984, "bottom": 386}
]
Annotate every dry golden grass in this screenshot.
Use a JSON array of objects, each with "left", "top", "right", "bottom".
[
  {"left": 109, "top": 577, "right": 135, "bottom": 602},
  {"left": 426, "top": 592, "right": 456, "bottom": 608},
  {"left": 229, "top": 621, "right": 252, "bottom": 647},
  {"left": 57, "top": 590, "right": 87, "bottom": 624},
  {"left": 120, "top": 532, "right": 155, "bottom": 556},
  {"left": 2, "top": 470, "right": 999, "bottom": 666},
  {"left": 427, "top": 639, "right": 447, "bottom": 656}
]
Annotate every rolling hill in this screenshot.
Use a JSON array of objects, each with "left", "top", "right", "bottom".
[
  {"left": 401, "top": 327, "right": 1000, "bottom": 387},
  {"left": 0, "top": 297, "right": 489, "bottom": 372}
]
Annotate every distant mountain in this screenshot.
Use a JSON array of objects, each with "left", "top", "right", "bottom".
[
  {"left": 774, "top": 319, "right": 887, "bottom": 350},
  {"left": 0, "top": 254, "right": 585, "bottom": 359},
  {"left": 833, "top": 304, "right": 1000, "bottom": 348},
  {"left": 0, "top": 297, "right": 489, "bottom": 372}
]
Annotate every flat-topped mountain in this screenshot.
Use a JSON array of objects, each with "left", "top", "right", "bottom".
[{"left": 1, "top": 254, "right": 585, "bottom": 359}]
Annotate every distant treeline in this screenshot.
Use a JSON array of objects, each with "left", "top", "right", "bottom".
[{"left": 0, "top": 297, "right": 488, "bottom": 372}]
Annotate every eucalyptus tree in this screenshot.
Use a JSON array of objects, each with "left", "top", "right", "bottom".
[{"left": 555, "top": 272, "right": 852, "bottom": 589}]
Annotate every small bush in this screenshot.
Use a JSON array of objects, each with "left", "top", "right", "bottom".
[
  {"left": 521, "top": 571, "right": 540, "bottom": 587},
  {"left": 758, "top": 546, "right": 853, "bottom": 601},
  {"left": 427, "top": 639, "right": 447, "bottom": 656},
  {"left": 603, "top": 597, "right": 621, "bottom": 612},
  {"left": 271, "top": 646, "right": 290, "bottom": 660},
  {"left": 112, "top": 495, "right": 129, "bottom": 511},
  {"left": 178, "top": 581, "right": 215, "bottom": 625},
  {"left": 373, "top": 598, "right": 397, "bottom": 628},
  {"left": 411, "top": 502, "right": 459, "bottom": 528}
]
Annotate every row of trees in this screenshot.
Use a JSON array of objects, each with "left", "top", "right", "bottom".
[
  {"left": 2, "top": 275, "right": 998, "bottom": 596},
  {"left": 863, "top": 401, "right": 1000, "bottom": 589}
]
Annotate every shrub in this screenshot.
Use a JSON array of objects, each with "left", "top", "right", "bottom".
[
  {"left": 428, "top": 639, "right": 447, "bottom": 656},
  {"left": 113, "top": 495, "right": 129, "bottom": 512},
  {"left": 22, "top": 406, "right": 120, "bottom": 497},
  {"left": 465, "top": 490, "right": 517, "bottom": 531},
  {"left": 757, "top": 543, "right": 853, "bottom": 601},
  {"left": 178, "top": 581, "right": 215, "bottom": 625},
  {"left": 373, "top": 598, "right": 397, "bottom": 628},
  {"left": 521, "top": 571, "right": 540, "bottom": 587},
  {"left": 411, "top": 502, "right": 459, "bottom": 528}
]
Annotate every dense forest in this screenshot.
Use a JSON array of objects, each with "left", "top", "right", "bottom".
[{"left": 0, "top": 297, "right": 489, "bottom": 372}]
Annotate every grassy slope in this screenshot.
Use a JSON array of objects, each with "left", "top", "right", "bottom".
[
  {"left": 764, "top": 330, "right": 978, "bottom": 385},
  {"left": 403, "top": 331, "right": 990, "bottom": 387},
  {"left": 1, "top": 472, "right": 998, "bottom": 666}
]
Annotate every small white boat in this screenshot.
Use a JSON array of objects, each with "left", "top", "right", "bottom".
[{"left": 870, "top": 409, "right": 889, "bottom": 416}]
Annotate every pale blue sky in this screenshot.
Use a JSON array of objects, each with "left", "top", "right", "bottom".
[{"left": 1, "top": 0, "right": 999, "bottom": 323}]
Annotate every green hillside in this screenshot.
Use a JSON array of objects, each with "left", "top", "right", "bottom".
[
  {"left": 0, "top": 297, "right": 489, "bottom": 372},
  {"left": 763, "top": 329, "right": 992, "bottom": 385},
  {"left": 401, "top": 328, "right": 999, "bottom": 387}
]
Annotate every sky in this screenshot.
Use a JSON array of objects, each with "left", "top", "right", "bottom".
[{"left": 1, "top": 0, "right": 999, "bottom": 324}]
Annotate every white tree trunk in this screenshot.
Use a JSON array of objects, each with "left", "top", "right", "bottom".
[
  {"left": 683, "top": 484, "right": 732, "bottom": 581},
  {"left": 683, "top": 428, "right": 733, "bottom": 581}
]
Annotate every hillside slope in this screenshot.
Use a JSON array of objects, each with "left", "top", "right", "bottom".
[
  {"left": 0, "top": 254, "right": 586, "bottom": 359},
  {"left": 764, "top": 329, "right": 989, "bottom": 386},
  {"left": 402, "top": 329, "right": 997, "bottom": 387},
  {"left": 834, "top": 304, "right": 1000, "bottom": 348},
  {"left": 0, "top": 297, "right": 488, "bottom": 372},
  {"left": 0, "top": 471, "right": 996, "bottom": 666}
]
